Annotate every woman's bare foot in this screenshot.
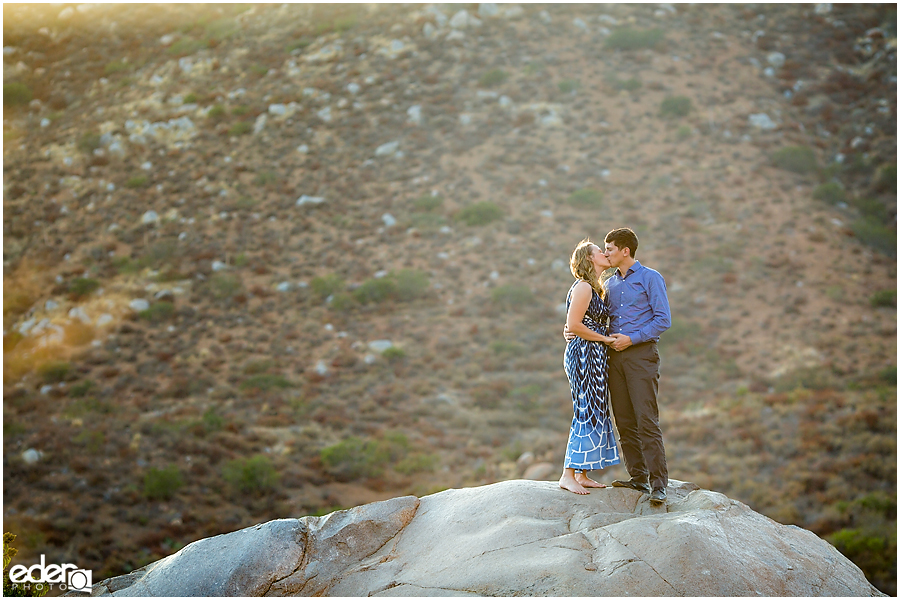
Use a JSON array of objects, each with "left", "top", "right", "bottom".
[
  {"left": 559, "top": 472, "right": 589, "bottom": 495},
  {"left": 575, "top": 473, "right": 607, "bottom": 488}
]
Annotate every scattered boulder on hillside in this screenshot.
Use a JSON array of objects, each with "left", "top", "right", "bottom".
[{"left": 83, "top": 480, "right": 884, "bottom": 597}]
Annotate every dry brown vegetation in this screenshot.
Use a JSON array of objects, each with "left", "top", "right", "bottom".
[{"left": 2, "top": 2, "right": 896, "bottom": 595}]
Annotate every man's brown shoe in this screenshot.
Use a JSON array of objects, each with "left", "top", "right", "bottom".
[
  {"left": 649, "top": 488, "right": 667, "bottom": 505},
  {"left": 611, "top": 478, "right": 651, "bottom": 494}
]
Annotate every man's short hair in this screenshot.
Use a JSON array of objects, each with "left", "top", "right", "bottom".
[{"left": 605, "top": 228, "right": 639, "bottom": 258}]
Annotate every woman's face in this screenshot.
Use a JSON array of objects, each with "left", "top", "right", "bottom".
[{"left": 589, "top": 245, "right": 611, "bottom": 271}]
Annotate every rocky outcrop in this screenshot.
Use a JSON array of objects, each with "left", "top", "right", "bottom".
[{"left": 87, "top": 480, "right": 883, "bottom": 597}]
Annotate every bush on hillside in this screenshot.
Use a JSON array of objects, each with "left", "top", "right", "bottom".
[
  {"left": 772, "top": 146, "right": 818, "bottom": 174},
  {"left": 138, "top": 302, "right": 175, "bottom": 323},
  {"left": 566, "top": 188, "right": 603, "bottom": 209},
  {"left": 412, "top": 195, "right": 444, "bottom": 212},
  {"left": 455, "top": 201, "right": 503, "bottom": 226},
  {"left": 660, "top": 96, "right": 692, "bottom": 118},
  {"left": 869, "top": 289, "right": 896, "bottom": 308},
  {"left": 850, "top": 217, "right": 896, "bottom": 257},
  {"left": 873, "top": 164, "right": 897, "bottom": 193},
  {"left": 222, "top": 455, "right": 279, "bottom": 494},
  {"left": 491, "top": 284, "right": 534, "bottom": 307},
  {"left": 311, "top": 274, "right": 345, "bottom": 301},
  {"left": 812, "top": 182, "right": 847, "bottom": 205},
  {"left": 320, "top": 432, "right": 409, "bottom": 480},
  {"left": 3, "top": 83, "right": 32, "bottom": 107},
  {"left": 143, "top": 465, "right": 184, "bottom": 500},
  {"left": 37, "top": 361, "right": 70, "bottom": 384},
  {"left": 605, "top": 28, "right": 664, "bottom": 50},
  {"left": 479, "top": 69, "right": 508, "bottom": 88},
  {"left": 68, "top": 277, "right": 100, "bottom": 299}
]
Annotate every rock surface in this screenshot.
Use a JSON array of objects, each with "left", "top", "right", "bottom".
[{"left": 88, "top": 480, "right": 883, "bottom": 597}]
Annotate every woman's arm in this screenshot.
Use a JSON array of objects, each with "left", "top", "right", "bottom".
[{"left": 566, "top": 282, "right": 614, "bottom": 343}]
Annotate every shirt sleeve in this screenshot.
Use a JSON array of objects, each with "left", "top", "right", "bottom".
[{"left": 632, "top": 271, "right": 671, "bottom": 344}]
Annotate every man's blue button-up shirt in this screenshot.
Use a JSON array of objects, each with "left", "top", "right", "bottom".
[{"left": 603, "top": 260, "right": 671, "bottom": 345}]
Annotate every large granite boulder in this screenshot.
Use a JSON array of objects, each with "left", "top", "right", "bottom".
[{"left": 88, "top": 480, "right": 884, "bottom": 597}]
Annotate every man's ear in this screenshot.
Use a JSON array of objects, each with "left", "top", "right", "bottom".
[{"left": 622, "top": 247, "right": 630, "bottom": 258}]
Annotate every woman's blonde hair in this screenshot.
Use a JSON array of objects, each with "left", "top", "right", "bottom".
[{"left": 569, "top": 238, "right": 605, "bottom": 297}]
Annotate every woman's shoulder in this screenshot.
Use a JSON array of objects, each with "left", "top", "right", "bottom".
[{"left": 571, "top": 279, "right": 593, "bottom": 292}]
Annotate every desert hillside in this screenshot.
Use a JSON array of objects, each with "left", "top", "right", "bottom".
[{"left": 3, "top": 3, "right": 896, "bottom": 595}]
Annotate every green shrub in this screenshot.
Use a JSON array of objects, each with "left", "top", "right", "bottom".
[
  {"left": 239, "top": 374, "right": 294, "bottom": 391},
  {"left": 676, "top": 125, "right": 692, "bottom": 140},
  {"left": 104, "top": 61, "right": 129, "bottom": 75},
  {"left": 329, "top": 291, "right": 357, "bottom": 311},
  {"left": 125, "top": 175, "right": 149, "bottom": 189},
  {"left": 873, "top": 164, "right": 897, "bottom": 193},
  {"left": 311, "top": 274, "right": 345, "bottom": 300},
  {"left": 850, "top": 217, "right": 896, "bottom": 256},
  {"left": 228, "top": 121, "right": 253, "bottom": 136},
  {"left": 566, "top": 188, "right": 603, "bottom": 209},
  {"left": 320, "top": 432, "right": 409, "bottom": 480},
  {"left": 827, "top": 528, "right": 896, "bottom": 594},
  {"left": 222, "top": 455, "right": 279, "bottom": 494},
  {"left": 201, "top": 407, "right": 223, "bottom": 433},
  {"left": 772, "top": 145, "right": 818, "bottom": 174},
  {"left": 231, "top": 105, "right": 250, "bottom": 116},
  {"left": 660, "top": 96, "right": 692, "bottom": 118},
  {"left": 479, "top": 69, "right": 508, "bottom": 88},
  {"left": 143, "top": 239, "right": 178, "bottom": 267},
  {"left": 183, "top": 93, "right": 198, "bottom": 104},
  {"left": 243, "top": 359, "right": 274, "bottom": 375},
  {"left": 4, "top": 532, "right": 49, "bottom": 597},
  {"left": 3, "top": 82, "right": 32, "bottom": 107},
  {"left": 455, "top": 201, "right": 503, "bottom": 226},
  {"left": 38, "top": 361, "right": 70, "bottom": 384},
  {"left": 606, "top": 74, "right": 642, "bottom": 92},
  {"left": 382, "top": 347, "right": 407, "bottom": 362},
  {"left": 491, "top": 340, "right": 524, "bottom": 355},
  {"left": 353, "top": 270, "right": 428, "bottom": 305},
  {"left": 870, "top": 289, "right": 896, "bottom": 308},
  {"left": 68, "top": 379, "right": 94, "bottom": 398},
  {"left": 315, "top": 13, "right": 358, "bottom": 35},
  {"left": 605, "top": 28, "right": 665, "bottom": 50},
  {"left": 659, "top": 317, "right": 701, "bottom": 350},
  {"left": 413, "top": 195, "right": 444, "bottom": 212},
  {"left": 394, "top": 453, "right": 438, "bottom": 475},
  {"left": 491, "top": 284, "right": 534, "bottom": 306},
  {"left": 138, "top": 302, "right": 174, "bottom": 323},
  {"left": 73, "top": 430, "right": 105, "bottom": 454},
  {"left": 210, "top": 273, "right": 243, "bottom": 299},
  {"left": 167, "top": 38, "right": 208, "bottom": 56},
  {"left": 254, "top": 170, "right": 277, "bottom": 186},
  {"left": 204, "top": 17, "right": 240, "bottom": 41},
  {"left": 850, "top": 197, "right": 888, "bottom": 220},
  {"left": 812, "top": 182, "right": 847, "bottom": 205},
  {"left": 207, "top": 104, "right": 226, "bottom": 119},
  {"left": 113, "top": 256, "right": 140, "bottom": 274},
  {"left": 143, "top": 465, "right": 184, "bottom": 500},
  {"left": 354, "top": 277, "right": 396, "bottom": 304},
  {"left": 394, "top": 269, "right": 429, "bottom": 301},
  {"left": 68, "top": 277, "right": 100, "bottom": 299},
  {"left": 77, "top": 132, "right": 102, "bottom": 154},
  {"left": 558, "top": 79, "right": 579, "bottom": 94}
]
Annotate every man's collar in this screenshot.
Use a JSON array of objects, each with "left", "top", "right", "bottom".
[{"left": 615, "top": 259, "right": 642, "bottom": 278}]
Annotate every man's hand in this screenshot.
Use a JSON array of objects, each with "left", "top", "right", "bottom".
[
  {"left": 563, "top": 324, "right": 577, "bottom": 341},
  {"left": 609, "top": 333, "right": 633, "bottom": 352}
]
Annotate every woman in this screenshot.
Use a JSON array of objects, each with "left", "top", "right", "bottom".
[{"left": 559, "top": 239, "right": 621, "bottom": 495}]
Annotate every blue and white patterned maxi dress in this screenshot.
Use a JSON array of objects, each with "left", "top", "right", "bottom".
[{"left": 563, "top": 281, "right": 620, "bottom": 471}]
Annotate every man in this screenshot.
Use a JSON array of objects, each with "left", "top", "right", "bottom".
[{"left": 565, "top": 227, "right": 671, "bottom": 504}]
